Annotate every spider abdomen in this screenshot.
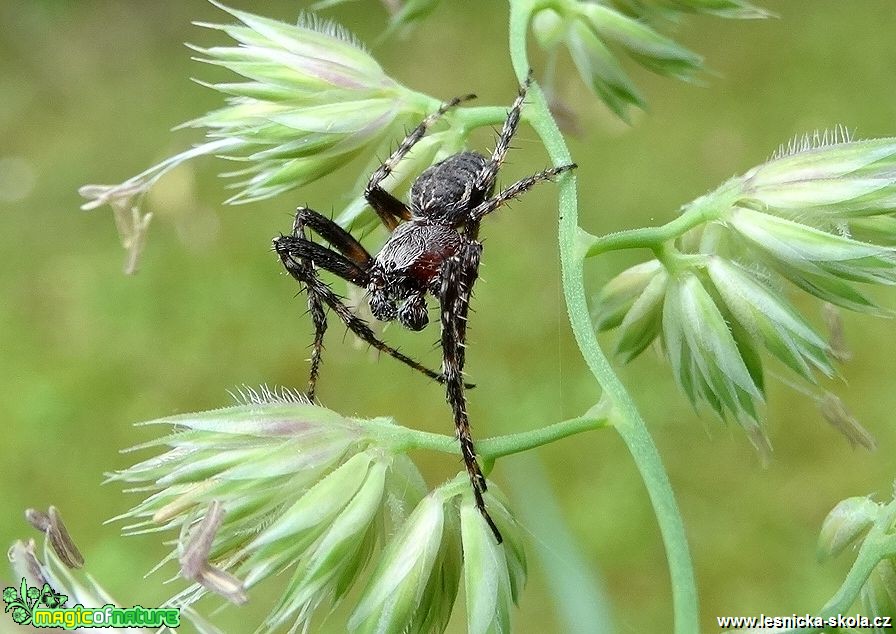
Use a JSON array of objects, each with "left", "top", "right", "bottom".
[{"left": 409, "top": 151, "right": 489, "bottom": 223}]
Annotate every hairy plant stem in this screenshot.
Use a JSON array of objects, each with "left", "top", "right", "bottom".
[
  {"left": 507, "top": 0, "right": 699, "bottom": 632},
  {"left": 454, "top": 106, "right": 517, "bottom": 133},
  {"left": 584, "top": 208, "right": 707, "bottom": 257},
  {"left": 584, "top": 183, "right": 740, "bottom": 258},
  {"left": 810, "top": 505, "right": 896, "bottom": 632},
  {"left": 413, "top": 90, "right": 522, "bottom": 135},
  {"left": 364, "top": 414, "right": 609, "bottom": 461}
]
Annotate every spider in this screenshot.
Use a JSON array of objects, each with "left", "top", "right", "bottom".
[{"left": 273, "top": 73, "right": 575, "bottom": 542}]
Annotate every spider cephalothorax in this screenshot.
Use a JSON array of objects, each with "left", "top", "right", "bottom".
[{"left": 273, "top": 74, "right": 575, "bottom": 541}]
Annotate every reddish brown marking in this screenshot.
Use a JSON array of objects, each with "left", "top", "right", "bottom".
[{"left": 408, "top": 242, "right": 459, "bottom": 285}]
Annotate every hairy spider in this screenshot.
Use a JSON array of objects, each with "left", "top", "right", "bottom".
[{"left": 273, "top": 74, "right": 575, "bottom": 541}]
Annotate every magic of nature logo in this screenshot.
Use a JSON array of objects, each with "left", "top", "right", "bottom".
[{"left": 3, "top": 578, "right": 180, "bottom": 629}]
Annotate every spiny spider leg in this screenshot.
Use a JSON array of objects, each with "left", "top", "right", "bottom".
[
  {"left": 364, "top": 185, "right": 410, "bottom": 233},
  {"left": 473, "top": 71, "right": 534, "bottom": 198},
  {"left": 366, "top": 93, "right": 477, "bottom": 230},
  {"left": 470, "top": 164, "right": 577, "bottom": 223},
  {"left": 439, "top": 240, "right": 502, "bottom": 542},
  {"left": 292, "top": 207, "right": 371, "bottom": 268},
  {"left": 274, "top": 236, "right": 364, "bottom": 399},
  {"left": 283, "top": 207, "right": 374, "bottom": 399}
]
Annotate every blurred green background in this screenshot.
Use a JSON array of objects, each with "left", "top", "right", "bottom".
[{"left": 2, "top": 1, "right": 896, "bottom": 632}]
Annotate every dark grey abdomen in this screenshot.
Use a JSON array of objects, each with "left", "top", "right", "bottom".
[{"left": 409, "top": 152, "right": 488, "bottom": 223}]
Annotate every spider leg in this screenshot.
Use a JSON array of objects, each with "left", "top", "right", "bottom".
[
  {"left": 292, "top": 207, "right": 371, "bottom": 268},
  {"left": 366, "top": 93, "right": 477, "bottom": 231},
  {"left": 469, "top": 164, "right": 577, "bottom": 224},
  {"left": 439, "top": 240, "right": 502, "bottom": 543},
  {"left": 281, "top": 207, "right": 375, "bottom": 399},
  {"left": 274, "top": 235, "right": 452, "bottom": 396},
  {"left": 474, "top": 70, "right": 534, "bottom": 196},
  {"left": 274, "top": 235, "right": 365, "bottom": 399}
]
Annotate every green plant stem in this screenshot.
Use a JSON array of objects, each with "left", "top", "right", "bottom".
[
  {"left": 364, "top": 414, "right": 608, "bottom": 460},
  {"left": 413, "top": 89, "right": 522, "bottom": 134},
  {"left": 819, "top": 542, "right": 881, "bottom": 624},
  {"left": 584, "top": 209, "right": 706, "bottom": 257},
  {"left": 454, "top": 106, "right": 516, "bottom": 133},
  {"left": 809, "top": 509, "right": 896, "bottom": 632},
  {"left": 584, "top": 184, "right": 739, "bottom": 257},
  {"left": 483, "top": 415, "right": 608, "bottom": 459},
  {"left": 507, "top": 1, "right": 699, "bottom": 632}
]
